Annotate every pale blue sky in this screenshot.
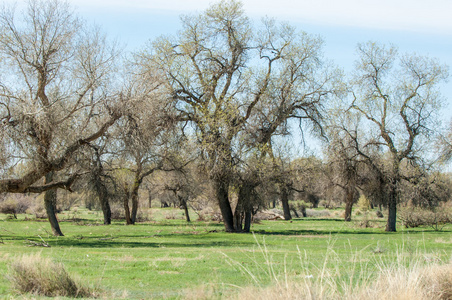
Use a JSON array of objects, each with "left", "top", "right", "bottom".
[
  {"left": 69, "top": 0, "right": 452, "bottom": 117},
  {"left": 7, "top": 0, "right": 451, "bottom": 110}
]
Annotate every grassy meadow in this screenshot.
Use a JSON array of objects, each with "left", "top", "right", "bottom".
[{"left": 0, "top": 207, "right": 451, "bottom": 299}]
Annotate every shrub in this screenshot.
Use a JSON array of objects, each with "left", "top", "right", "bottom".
[
  {"left": 110, "top": 204, "right": 125, "bottom": 220},
  {"left": 375, "top": 210, "right": 384, "bottom": 218},
  {"left": 136, "top": 209, "right": 152, "bottom": 222},
  {"left": 26, "top": 201, "right": 47, "bottom": 219},
  {"left": 0, "top": 196, "right": 31, "bottom": 218},
  {"left": 59, "top": 192, "right": 82, "bottom": 211},
  {"left": 399, "top": 208, "right": 452, "bottom": 231},
  {"left": 290, "top": 200, "right": 311, "bottom": 217},
  {"left": 357, "top": 194, "right": 370, "bottom": 211},
  {"left": 0, "top": 199, "right": 21, "bottom": 218},
  {"left": 305, "top": 209, "right": 331, "bottom": 218},
  {"left": 7, "top": 253, "right": 97, "bottom": 298},
  {"left": 355, "top": 213, "right": 374, "bottom": 228}
]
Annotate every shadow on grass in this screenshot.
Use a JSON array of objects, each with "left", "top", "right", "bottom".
[
  {"left": 59, "top": 219, "right": 225, "bottom": 228},
  {"left": 252, "top": 229, "right": 388, "bottom": 235},
  {"left": 253, "top": 227, "right": 452, "bottom": 236},
  {"left": 36, "top": 233, "right": 257, "bottom": 248}
]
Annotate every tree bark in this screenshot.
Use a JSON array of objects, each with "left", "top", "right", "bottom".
[
  {"left": 233, "top": 208, "right": 243, "bottom": 232},
  {"left": 344, "top": 186, "right": 354, "bottom": 222},
  {"left": 281, "top": 185, "right": 292, "bottom": 220},
  {"left": 301, "top": 206, "right": 307, "bottom": 218},
  {"left": 235, "top": 183, "right": 255, "bottom": 232},
  {"left": 44, "top": 172, "right": 64, "bottom": 236},
  {"left": 385, "top": 181, "right": 397, "bottom": 232},
  {"left": 98, "top": 184, "right": 111, "bottom": 225},
  {"left": 123, "top": 184, "right": 133, "bottom": 225},
  {"left": 93, "top": 174, "right": 111, "bottom": 225},
  {"left": 243, "top": 210, "right": 252, "bottom": 233},
  {"left": 234, "top": 185, "right": 245, "bottom": 232},
  {"left": 180, "top": 197, "right": 191, "bottom": 222},
  {"left": 215, "top": 178, "right": 235, "bottom": 232},
  {"left": 130, "top": 183, "right": 139, "bottom": 224}
]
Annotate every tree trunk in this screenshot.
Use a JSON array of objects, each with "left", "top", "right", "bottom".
[
  {"left": 44, "top": 172, "right": 64, "bottom": 236},
  {"left": 130, "top": 183, "right": 139, "bottom": 224},
  {"left": 123, "top": 184, "right": 132, "bottom": 225},
  {"left": 234, "top": 185, "right": 245, "bottom": 232},
  {"left": 92, "top": 147, "right": 111, "bottom": 224},
  {"left": 94, "top": 178, "right": 111, "bottom": 225},
  {"left": 148, "top": 189, "right": 152, "bottom": 208},
  {"left": 233, "top": 208, "right": 243, "bottom": 232},
  {"left": 243, "top": 210, "right": 252, "bottom": 233},
  {"left": 235, "top": 183, "right": 256, "bottom": 232},
  {"left": 344, "top": 186, "right": 354, "bottom": 222},
  {"left": 180, "top": 197, "right": 191, "bottom": 222},
  {"left": 281, "top": 185, "right": 292, "bottom": 220},
  {"left": 215, "top": 178, "right": 235, "bottom": 232},
  {"left": 301, "top": 206, "right": 307, "bottom": 218},
  {"left": 99, "top": 186, "right": 111, "bottom": 225},
  {"left": 385, "top": 181, "right": 397, "bottom": 232}
]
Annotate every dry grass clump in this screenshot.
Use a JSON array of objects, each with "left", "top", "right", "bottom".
[
  {"left": 7, "top": 253, "right": 98, "bottom": 298},
  {"left": 355, "top": 261, "right": 452, "bottom": 300}
]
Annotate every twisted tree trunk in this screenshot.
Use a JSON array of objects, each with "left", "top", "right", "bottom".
[
  {"left": 281, "top": 184, "right": 292, "bottom": 221},
  {"left": 44, "top": 172, "right": 64, "bottom": 236},
  {"left": 215, "top": 178, "right": 235, "bottom": 232}
]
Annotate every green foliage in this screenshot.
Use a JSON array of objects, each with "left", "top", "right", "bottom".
[{"left": 357, "top": 194, "right": 370, "bottom": 211}]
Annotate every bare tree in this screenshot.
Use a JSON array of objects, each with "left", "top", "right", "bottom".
[
  {"left": 438, "top": 119, "right": 452, "bottom": 165},
  {"left": 86, "top": 142, "right": 113, "bottom": 225},
  {"left": 324, "top": 111, "right": 364, "bottom": 221},
  {"left": 349, "top": 42, "right": 449, "bottom": 231},
  {"left": 0, "top": 0, "right": 124, "bottom": 235},
  {"left": 143, "top": 0, "right": 337, "bottom": 231}
]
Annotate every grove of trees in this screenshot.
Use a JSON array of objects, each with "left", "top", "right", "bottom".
[{"left": 0, "top": 0, "right": 450, "bottom": 235}]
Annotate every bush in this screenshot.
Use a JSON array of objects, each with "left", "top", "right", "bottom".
[
  {"left": 305, "top": 209, "right": 331, "bottom": 218},
  {"left": 26, "top": 200, "right": 47, "bottom": 219},
  {"left": 59, "top": 192, "right": 82, "bottom": 211},
  {"left": 357, "top": 194, "right": 370, "bottom": 211},
  {"left": 136, "top": 209, "right": 152, "bottom": 222},
  {"left": 399, "top": 208, "right": 452, "bottom": 231},
  {"left": 355, "top": 213, "right": 374, "bottom": 228},
  {"left": 7, "top": 253, "right": 97, "bottom": 298},
  {"left": 110, "top": 204, "right": 125, "bottom": 220},
  {"left": 0, "top": 196, "right": 31, "bottom": 218}
]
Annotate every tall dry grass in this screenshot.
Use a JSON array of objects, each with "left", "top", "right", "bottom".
[
  {"left": 7, "top": 253, "right": 98, "bottom": 298},
  {"left": 232, "top": 260, "right": 452, "bottom": 300},
  {"left": 186, "top": 236, "right": 452, "bottom": 300}
]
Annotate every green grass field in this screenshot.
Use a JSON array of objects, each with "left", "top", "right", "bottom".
[{"left": 0, "top": 207, "right": 451, "bottom": 299}]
